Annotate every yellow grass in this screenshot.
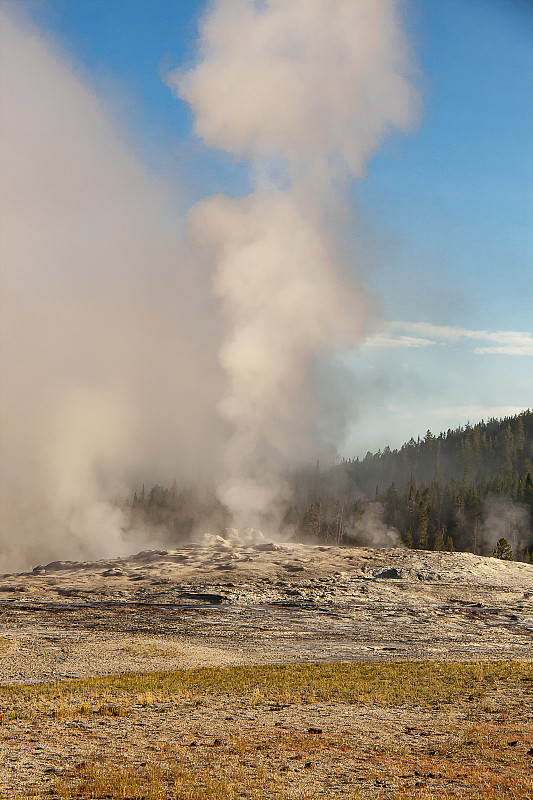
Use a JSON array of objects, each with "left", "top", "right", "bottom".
[
  {"left": 2, "top": 659, "right": 531, "bottom": 706},
  {"left": 2, "top": 660, "right": 532, "bottom": 800}
]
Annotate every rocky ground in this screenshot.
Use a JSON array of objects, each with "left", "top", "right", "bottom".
[
  {"left": 1, "top": 543, "right": 532, "bottom": 798},
  {"left": 0, "top": 543, "right": 532, "bottom": 682}
]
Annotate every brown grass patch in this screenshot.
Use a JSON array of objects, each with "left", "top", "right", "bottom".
[{"left": 3, "top": 660, "right": 532, "bottom": 799}]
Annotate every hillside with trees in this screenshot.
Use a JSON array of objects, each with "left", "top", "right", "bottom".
[
  {"left": 124, "top": 410, "right": 533, "bottom": 560},
  {"left": 289, "top": 410, "right": 533, "bottom": 559}
]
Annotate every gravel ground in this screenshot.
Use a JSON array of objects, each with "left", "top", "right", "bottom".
[
  {"left": 0, "top": 544, "right": 532, "bottom": 683},
  {"left": 2, "top": 684, "right": 532, "bottom": 798},
  {"left": 1, "top": 544, "right": 532, "bottom": 798}
]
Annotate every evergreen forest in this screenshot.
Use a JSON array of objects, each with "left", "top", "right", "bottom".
[{"left": 125, "top": 410, "right": 533, "bottom": 561}]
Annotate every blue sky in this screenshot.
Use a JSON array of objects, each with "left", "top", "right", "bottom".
[{"left": 6, "top": 0, "right": 533, "bottom": 457}]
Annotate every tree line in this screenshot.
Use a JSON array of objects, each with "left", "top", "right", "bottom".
[{"left": 124, "top": 410, "right": 533, "bottom": 560}]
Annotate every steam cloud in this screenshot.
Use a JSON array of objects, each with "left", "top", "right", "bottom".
[
  {"left": 483, "top": 497, "right": 532, "bottom": 556},
  {"left": 170, "top": 0, "right": 419, "bottom": 529},
  {"left": 0, "top": 8, "right": 224, "bottom": 568},
  {"left": 346, "top": 503, "right": 401, "bottom": 548},
  {"left": 0, "top": 1, "right": 418, "bottom": 569}
]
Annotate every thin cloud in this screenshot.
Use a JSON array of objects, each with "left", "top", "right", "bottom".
[
  {"left": 366, "top": 321, "right": 533, "bottom": 355},
  {"left": 473, "top": 341, "right": 533, "bottom": 356},
  {"left": 365, "top": 334, "right": 435, "bottom": 348}
]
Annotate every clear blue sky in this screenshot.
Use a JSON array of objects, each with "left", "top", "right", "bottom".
[{"left": 7, "top": 0, "right": 533, "bottom": 457}]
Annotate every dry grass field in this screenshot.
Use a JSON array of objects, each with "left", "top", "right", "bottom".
[{"left": 2, "top": 660, "right": 533, "bottom": 799}]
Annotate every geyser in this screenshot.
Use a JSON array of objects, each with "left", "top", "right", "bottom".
[
  {"left": 172, "top": 0, "right": 419, "bottom": 530},
  {"left": 0, "top": 0, "right": 419, "bottom": 570}
]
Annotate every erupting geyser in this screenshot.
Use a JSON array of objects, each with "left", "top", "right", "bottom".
[
  {"left": 173, "top": 0, "right": 419, "bottom": 531},
  {"left": 0, "top": 0, "right": 419, "bottom": 570}
]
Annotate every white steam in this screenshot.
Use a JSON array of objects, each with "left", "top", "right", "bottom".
[
  {"left": 0, "top": 9, "right": 223, "bottom": 569},
  {"left": 346, "top": 502, "right": 401, "bottom": 548},
  {"left": 174, "top": 0, "right": 418, "bottom": 174},
  {"left": 483, "top": 496, "right": 532, "bottom": 556},
  {"left": 170, "top": 0, "right": 419, "bottom": 527},
  {"left": 0, "top": 1, "right": 418, "bottom": 569}
]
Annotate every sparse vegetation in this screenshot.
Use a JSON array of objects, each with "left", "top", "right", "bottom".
[
  {"left": 2, "top": 660, "right": 531, "bottom": 708},
  {"left": 3, "top": 661, "right": 533, "bottom": 799}
]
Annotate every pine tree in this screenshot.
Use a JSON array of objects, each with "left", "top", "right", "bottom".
[
  {"left": 493, "top": 537, "right": 513, "bottom": 560},
  {"left": 503, "top": 425, "right": 515, "bottom": 474},
  {"left": 445, "top": 535, "right": 455, "bottom": 552},
  {"left": 471, "top": 520, "right": 482, "bottom": 554},
  {"left": 302, "top": 501, "right": 322, "bottom": 540},
  {"left": 416, "top": 500, "right": 429, "bottom": 549},
  {"left": 515, "top": 416, "right": 525, "bottom": 453},
  {"left": 402, "top": 530, "right": 414, "bottom": 549},
  {"left": 432, "top": 525, "right": 445, "bottom": 551}
]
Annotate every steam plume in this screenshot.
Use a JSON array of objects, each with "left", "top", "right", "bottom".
[
  {"left": 0, "top": 9, "right": 223, "bottom": 568},
  {"left": 0, "top": 1, "right": 418, "bottom": 568},
  {"left": 169, "top": 0, "right": 419, "bottom": 528},
  {"left": 483, "top": 497, "right": 532, "bottom": 556}
]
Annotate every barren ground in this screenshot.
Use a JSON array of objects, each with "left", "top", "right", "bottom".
[{"left": 1, "top": 544, "right": 532, "bottom": 798}]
